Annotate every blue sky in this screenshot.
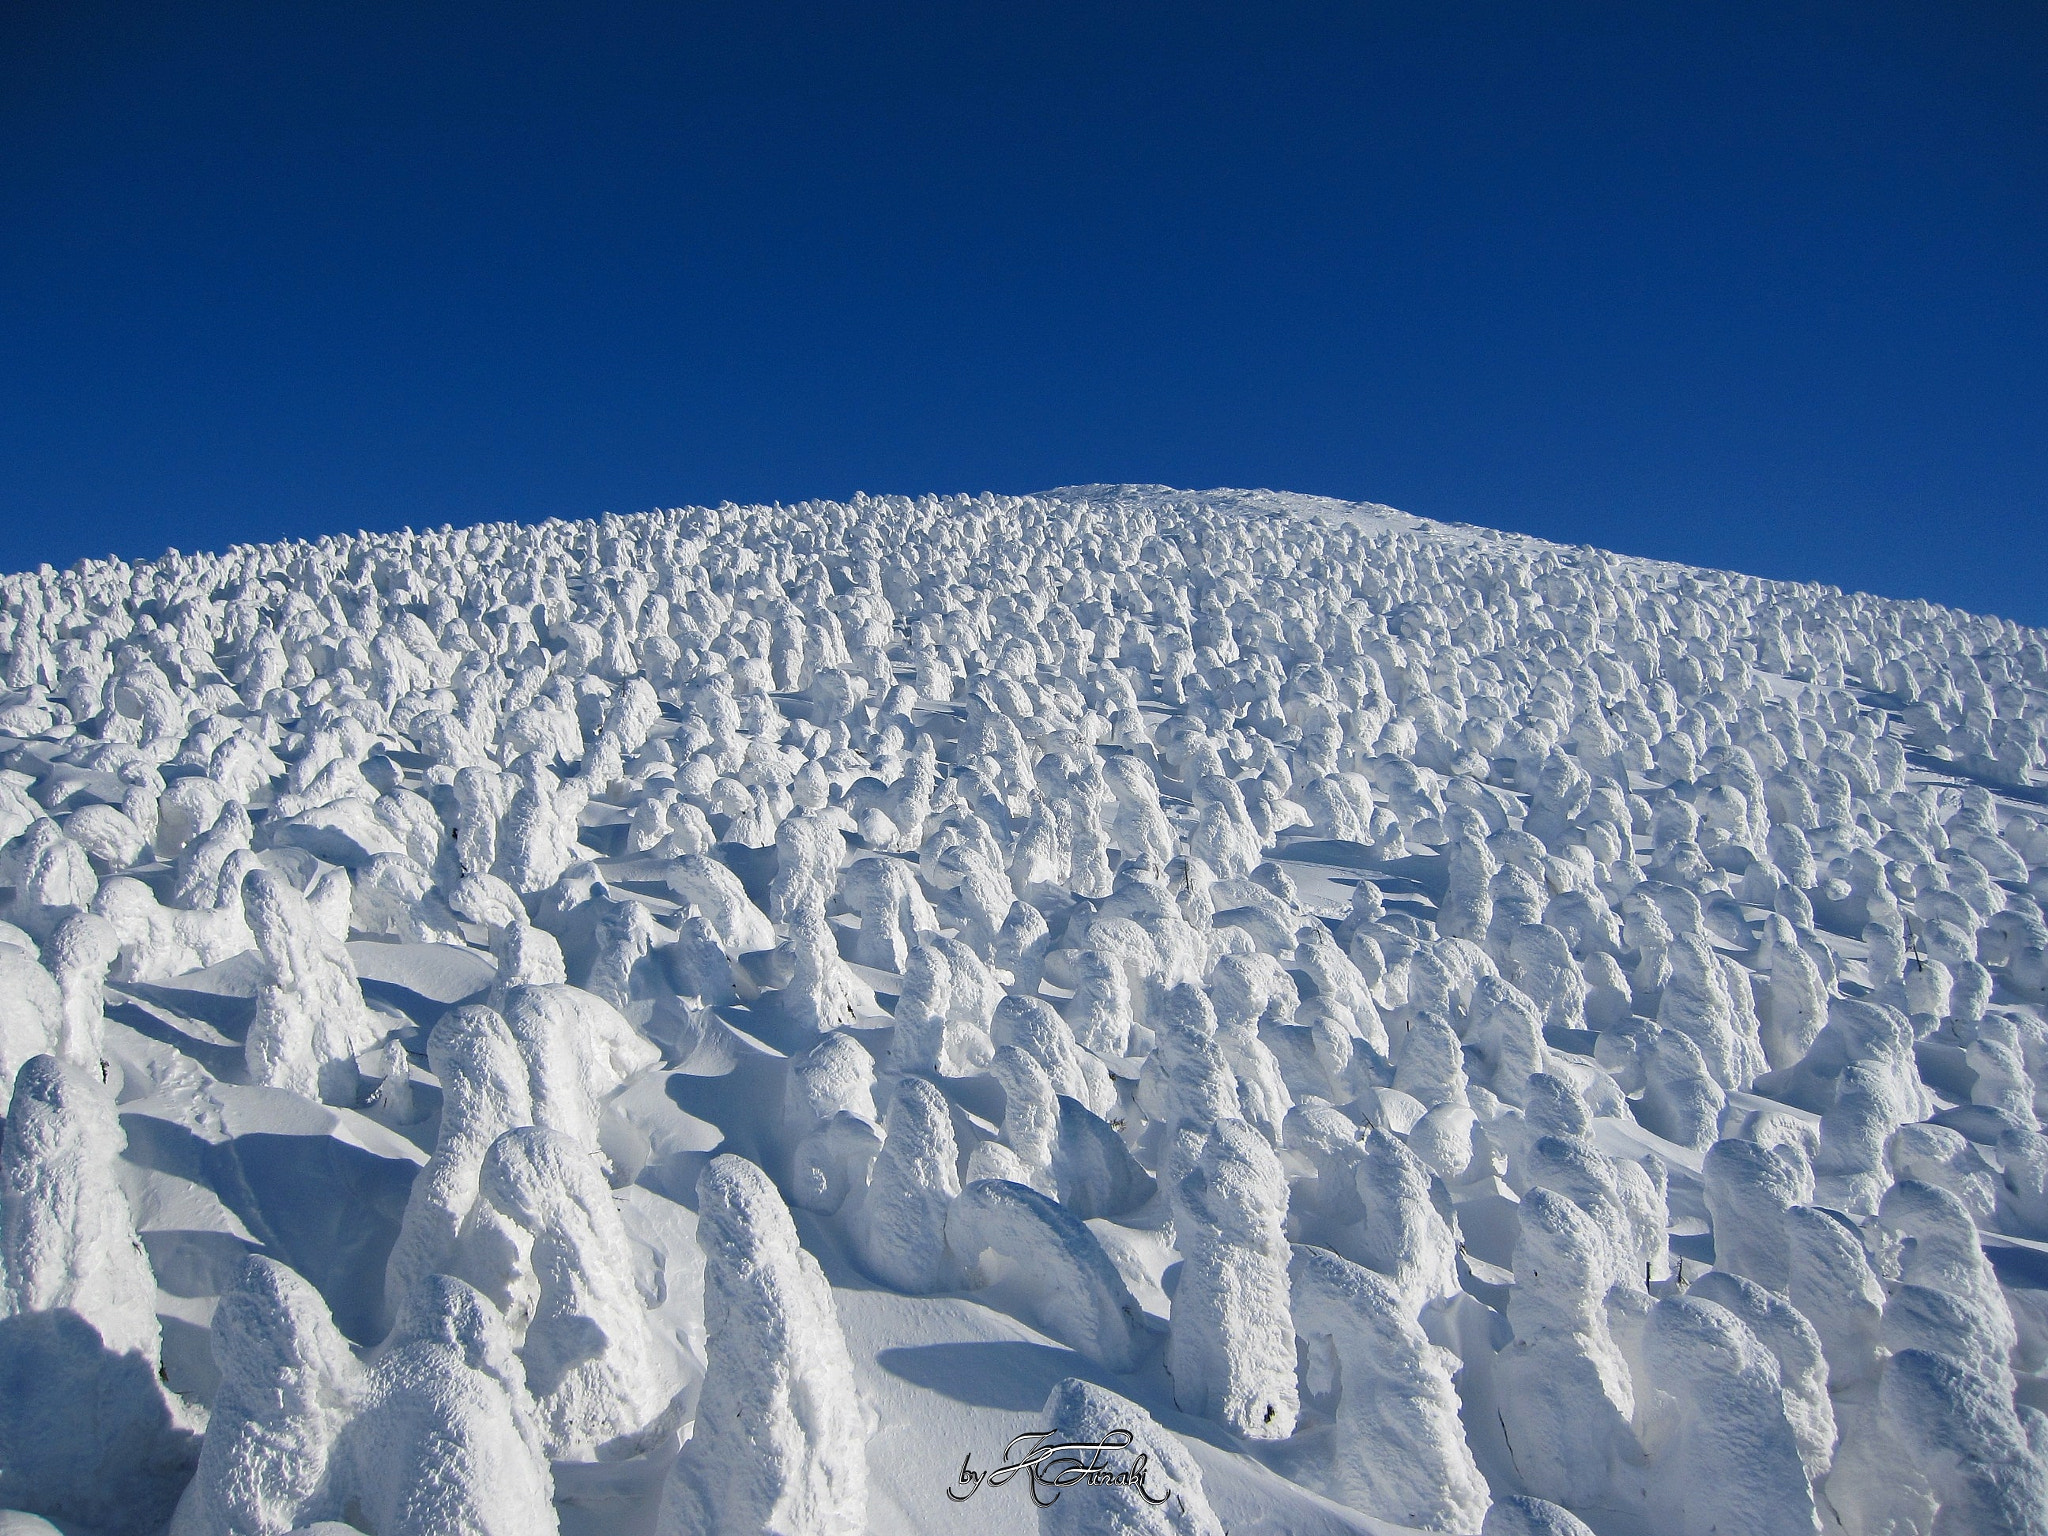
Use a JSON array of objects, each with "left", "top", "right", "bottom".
[{"left": 3, "top": 3, "right": 2044, "bottom": 621}]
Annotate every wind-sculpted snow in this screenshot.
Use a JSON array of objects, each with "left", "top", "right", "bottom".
[{"left": 0, "top": 481, "right": 2045, "bottom": 1531}]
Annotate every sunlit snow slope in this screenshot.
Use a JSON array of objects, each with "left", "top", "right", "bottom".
[{"left": 0, "top": 485, "right": 2044, "bottom": 1536}]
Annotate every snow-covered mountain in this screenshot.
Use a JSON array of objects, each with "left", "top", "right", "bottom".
[{"left": 0, "top": 484, "right": 2043, "bottom": 1534}]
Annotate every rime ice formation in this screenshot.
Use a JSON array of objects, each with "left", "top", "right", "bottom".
[
  {"left": 0, "top": 945, "right": 63, "bottom": 1115},
  {"left": 946, "top": 1177, "right": 1146, "bottom": 1369},
  {"left": 0, "top": 1057, "right": 195, "bottom": 1534},
  {"left": 1167, "top": 1117, "right": 1300, "bottom": 1438},
  {"left": 659, "top": 1155, "right": 866, "bottom": 1536},
  {"left": 456, "top": 1126, "right": 681, "bottom": 1457},
  {"left": 338, "top": 1275, "right": 558, "bottom": 1536},
  {"left": 1290, "top": 1243, "right": 1490, "bottom": 1531},
  {"left": 1496, "top": 1188, "right": 1639, "bottom": 1511},
  {"left": 174, "top": 1262, "right": 552, "bottom": 1536},
  {"left": 43, "top": 911, "right": 119, "bottom": 1068},
  {"left": 851, "top": 1074, "right": 959, "bottom": 1293},
  {"left": 3, "top": 482, "right": 2047, "bottom": 1530},
  {"left": 171, "top": 1257, "right": 364, "bottom": 1536},
  {"left": 243, "top": 867, "right": 383, "bottom": 1103},
  {"left": 499, "top": 980, "right": 660, "bottom": 1154},
  {"left": 0, "top": 1058, "right": 161, "bottom": 1362},
  {"left": 1639, "top": 1294, "right": 1821, "bottom": 1535},
  {"left": 382, "top": 1003, "right": 535, "bottom": 1329},
  {"left": 1483, "top": 1498, "right": 1599, "bottom": 1536},
  {"left": 1686, "top": 1269, "right": 1835, "bottom": 1483},
  {"left": 1035, "top": 1376, "right": 1225, "bottom": 1536}
]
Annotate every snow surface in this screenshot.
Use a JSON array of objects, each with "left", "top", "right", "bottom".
[{"left": 0, "top": 482, "right": 2046, "bottom": 1532}]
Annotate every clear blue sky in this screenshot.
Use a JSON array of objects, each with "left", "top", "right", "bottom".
[{"left": 3, "top": 3, "right": 2044, "bottom": 621}]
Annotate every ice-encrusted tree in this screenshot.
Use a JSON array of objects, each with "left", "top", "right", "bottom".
[
  {"left": 1495, "top": 1187, "right": 1638, "bottom": 1512},
  {"left": 945, "top": 1177, "right": 1146, "bottom": 1370},
  {"left": 0, "top": 943, "right": 67, "bottom": 1115},
  {"left": 171, "top": 1256, "right": 365, "bottom": 1536},
  {"left": 457, "top": 1125, "right": 682, "bottom": 1457},
  {"left": 851, "top": 1074, "right": 959, "bottom": 1294},
  {"left": 1033, "top": 1376, "right": 1224, "bottom": 1536},
  {"left": 242, "top": 867, "right": 383, "bottom": 1104},
  {"left": 1167, "top": 1117, "right": 1298, "bottom": 1439},
  {"left": 1289, "top": 1243, "right": 1489, "bottom": 1531},
  {"left": 1638, "top": 1295, "right": 1821, "bottom": 1536},
  {"left": 383, "top": 1002, "right": 535, "bottom": 1327},
  {"left": 338, "top": 1274, "right": 559, "bottom": 1536},
  {"left": 0, "top": 1056, "right": 196, "bottom": 1533},
  {"left": 658, "top": 1154, "right": 867, "bottom": 1536},
  {"left": 4, "top": 478, "right": 2048, "bottom": 1534}
]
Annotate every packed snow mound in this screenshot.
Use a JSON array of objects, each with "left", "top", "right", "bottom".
[{"left": 0, "top": 482, "right": 2046, "bottom": 1534}]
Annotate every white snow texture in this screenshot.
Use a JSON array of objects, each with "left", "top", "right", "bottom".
[{"left": 0, "top": 482, "right": 2043, "bottom": 1534}]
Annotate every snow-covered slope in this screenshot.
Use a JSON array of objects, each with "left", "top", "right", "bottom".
[{"left": 0, "top": 484, "right": 2045, "bottom": 1534}]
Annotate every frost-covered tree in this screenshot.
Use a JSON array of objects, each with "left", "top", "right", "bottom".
[
  {"left": 171, "top": 1257, "right": 364, "bottom": 1536},
  {"left": 0, "top": 1056, "right": 196, "bottom": 1533},
  {"left": 457, "top": 1126, "right": 681, "bottom": 1457},
  {"left": 1167, "top": 1118, "right": 1298, "bottom": 1439},
  {"left": 243, "top": 868, "right": 382, "bottom": 1104},
  {"left": 1289, "top": 1243, "right": 1488, "bottom": 1530},
  {"left": 658, "top": 1154, "right": 866, "bottom": 1536}
]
